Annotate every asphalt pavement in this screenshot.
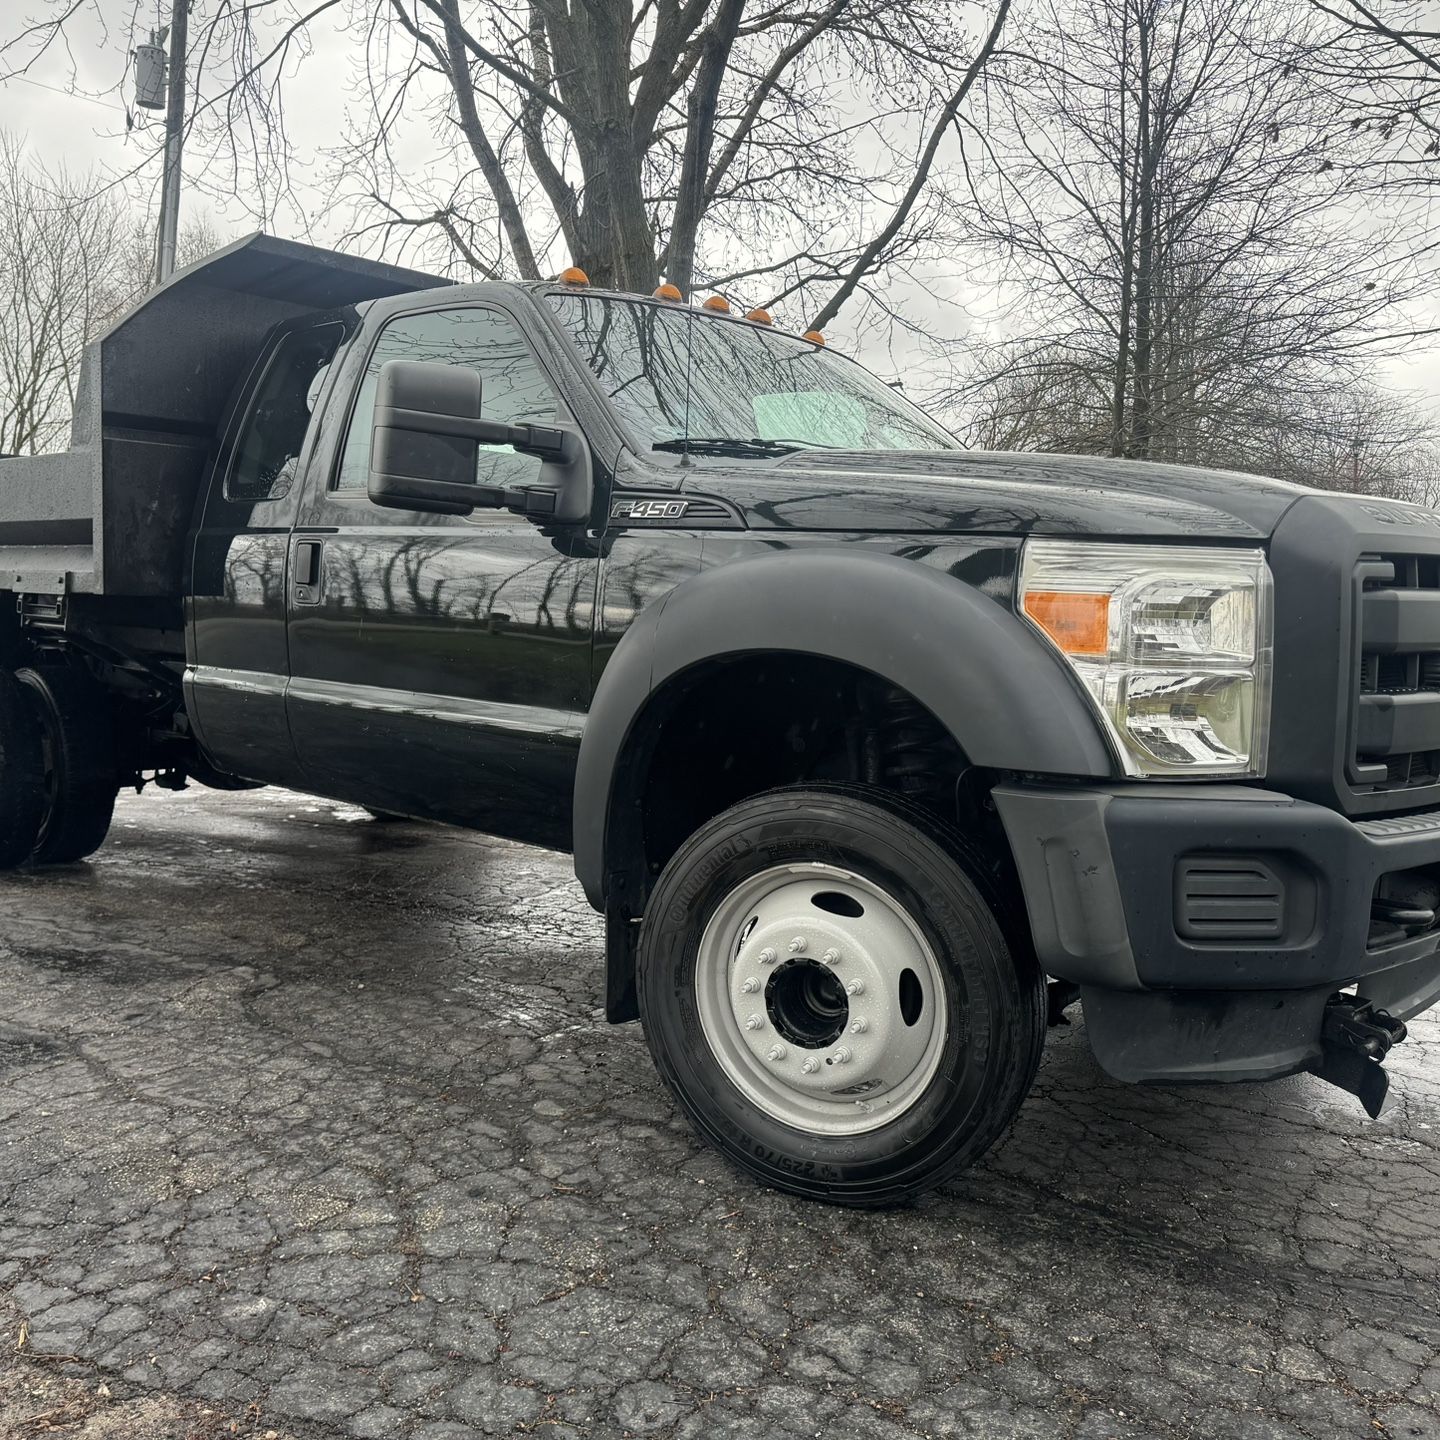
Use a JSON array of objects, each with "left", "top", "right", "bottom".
[{"left": 0, "top": 786, "right": 1437, "bottom": 1440}]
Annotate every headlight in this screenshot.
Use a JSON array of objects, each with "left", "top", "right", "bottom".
[{"left": 1018, "top": 540, "right": 1272, "bottom": 778}]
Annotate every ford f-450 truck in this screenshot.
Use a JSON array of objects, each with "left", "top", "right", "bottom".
[{"left": 1, "top": 234, "right": 1436, "bottom": 1205}]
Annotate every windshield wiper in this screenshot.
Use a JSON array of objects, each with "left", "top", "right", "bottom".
[{"left": 653, "top": 435, "right": 836, "bottom": 457}]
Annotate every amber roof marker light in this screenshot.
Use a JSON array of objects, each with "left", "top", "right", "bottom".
[
  {"left": 745, "top": 308, "right": 774, "bottom": 325},
  {"left": 702, "top": 295, "right": 731, "bottom": 313},
  {"left": 558, "top": 266, "right": 590, "bottom": 286},
  {"left": 653, "top": 283, "right": 684, "bottom": 302},
  {"left": 802, "top": 329, "right": 825, "bottom": 346}
]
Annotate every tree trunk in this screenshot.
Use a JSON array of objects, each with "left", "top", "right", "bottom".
[
  {"left": 541, "top": 0, "right": 657, "bottom": 290},
  {"left": 665, "top": 0, "right": 746, "bottom": 294},
  {"left": 1129, "top": 3, "right": 1158, "bottom": 461}
]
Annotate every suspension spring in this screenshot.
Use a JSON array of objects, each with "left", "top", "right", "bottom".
[{"left": 875, "top": 688, "right": 952, "bottom": 798}]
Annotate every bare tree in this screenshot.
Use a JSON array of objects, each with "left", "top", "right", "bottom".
[
  {"left": 954, "top": 330, "right": 1440, "bottom": 500},
  {"left": 1402, "top": 438, "right": 1440, "bottom": 506},
  {"left": 0, "top": 132, "right": 128, "bottom": 454},
  {"left": 0, "top": 131, "right": 222, "bottom": 455},
  {"left": 953, "top": 0, "right": 1420, "bottom": 462},
  {"left": 953, "top": 341, "right": 1114, "bottom": 453},
  {"left": 1248, "top": 382, "right": 1440, "bottom": 497},
  {"left": 99, "top": 210, "right": 225, "bottom": 323},
  {"left": 1307, "top": 1, "right": 1440, "bottom": 194},
  {"left": 1, "top": 1, "right": 1008, "bottom": 328}
]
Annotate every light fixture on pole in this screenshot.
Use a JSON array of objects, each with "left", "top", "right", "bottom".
[{"left": 133, "top": 31, "right": 167, "bottom": 109}]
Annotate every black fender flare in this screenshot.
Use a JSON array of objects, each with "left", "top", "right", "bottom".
[
  {"left": 573, "top": 548, "right": 1113, "bottom": 909},
  {"left": 573, "top": 544, "right": 1111, "bottom": 904}
]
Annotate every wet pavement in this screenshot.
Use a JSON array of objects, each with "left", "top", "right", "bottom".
[{"left": 0, "top": 785, "right": 1437, "bottom": 1440}]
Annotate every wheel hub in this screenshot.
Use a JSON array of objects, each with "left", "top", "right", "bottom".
[
  {"left": 765, "top": 958, "right": 848, "bottom": 1048},
  {"left": 696, "top": 862, "right": 949, "bottom": 1135}
]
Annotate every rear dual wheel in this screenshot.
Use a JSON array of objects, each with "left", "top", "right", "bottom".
[
  {"left": 0, "top": 671, "right": 45, "bottom": 868},
  {"left": 637, "top": 785, "right": 1046, "bottom": 1207},
  {"left": 0, "top": 663, "right": 118, "bottom": 868}
]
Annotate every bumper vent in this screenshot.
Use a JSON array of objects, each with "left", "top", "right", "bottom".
[{"left": 1175, "top": 857, "right": 1285, "bottom": 942}]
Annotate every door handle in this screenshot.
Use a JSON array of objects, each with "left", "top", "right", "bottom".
[
  {"left": 293, "top": 538, "right": 324, "bottom": 604},
  {"left": 295, "top": 539, "right": 323, "bottom": 586}
]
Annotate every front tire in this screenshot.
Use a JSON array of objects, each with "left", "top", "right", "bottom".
[{"left": 637, "top": 786, "right": 1046, "bottom": 1206}]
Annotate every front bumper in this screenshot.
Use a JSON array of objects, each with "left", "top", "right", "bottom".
[{"left": 994, "top": 782, "right": 1440, "bottom": 1083}]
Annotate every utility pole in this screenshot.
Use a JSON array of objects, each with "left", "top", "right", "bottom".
[{"left": 153, "top": 0, "right": 189, "bottom": 285}]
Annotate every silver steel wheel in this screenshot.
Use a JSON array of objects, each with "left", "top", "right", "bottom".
[{"left": 694, "top": 861, "right": 949, "bottom": 1136}]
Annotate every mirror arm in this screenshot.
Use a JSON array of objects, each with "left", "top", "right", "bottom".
[
  {"left": 510, "top": 422, "right": 578, "bottom": 465},
  {"left": 375, "top": 404, "right": 572, "bottom": 462}
]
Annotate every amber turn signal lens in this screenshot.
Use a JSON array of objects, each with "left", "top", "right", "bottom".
[
  {"left": 702, "top": 295, "right": 731, "bottom": 313},
  {"left": 558, "top": 266, "right": 590, "bottom": 286},
  {"left": 802, "top": 329, "right": 825, "bottom": 346},
  {"left": 1022, "top": 590, "right": 1111, "bottom": 657},
  {"left": 653, "top": 283, "right": 683, "bottom": 301},
  {"left": 745, "top": 308, "right": 773, "bottom": 325}
]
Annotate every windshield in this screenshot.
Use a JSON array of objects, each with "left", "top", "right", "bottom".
[{"left": 547, "top": 293, "right": 960, "bottom": 454}]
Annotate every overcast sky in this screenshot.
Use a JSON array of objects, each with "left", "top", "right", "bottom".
[{"left": 2, "top": 8, "right": 1437, "bottom": 410}]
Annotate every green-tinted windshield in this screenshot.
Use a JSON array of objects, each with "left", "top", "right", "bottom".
[{"left": 547, "top": 292, "right": 960, "bottom": 453}]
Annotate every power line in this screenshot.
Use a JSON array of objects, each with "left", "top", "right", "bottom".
[{"left": 5, "top": 74, "right": 118, "bottom": 111}]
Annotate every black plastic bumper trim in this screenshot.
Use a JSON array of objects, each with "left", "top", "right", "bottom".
[
  {"left": 1080, "top": 984, "right": 1333, "bottom": 1084},
  {"left": 994, "top": 782, "right": 1440, "bottom": 993}
]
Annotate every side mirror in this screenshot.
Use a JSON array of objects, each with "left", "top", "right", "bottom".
[{"left": 367, "top": 359, "right": 591, "bottom": 522}]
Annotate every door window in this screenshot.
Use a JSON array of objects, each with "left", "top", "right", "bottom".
[
  {"left": 334, "top": 306, "right": 559, "bottom": 494},
  {"left": 226, "top": 321, "right": 345, "bottom": 502}
]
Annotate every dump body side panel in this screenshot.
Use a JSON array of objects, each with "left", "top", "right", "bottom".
[{"left": 0, "top": 233, "right": 449, "bottom": 600}]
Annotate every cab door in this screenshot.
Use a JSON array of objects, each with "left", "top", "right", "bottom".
[
  {"left": 283, "top": 296, "right": 598, "bottom": 848},
  {"left": 186, "top": 315, "right": 350, "bottom": 788}
]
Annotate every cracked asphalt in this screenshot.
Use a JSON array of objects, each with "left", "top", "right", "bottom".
[{"left": 0, "top": 787, "right": 1437, "bottom": 1440}]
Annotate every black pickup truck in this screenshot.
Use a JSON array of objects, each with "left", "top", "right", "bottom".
[{"left": 2, "top": 234, "right": 1436, "bottom": 1204}]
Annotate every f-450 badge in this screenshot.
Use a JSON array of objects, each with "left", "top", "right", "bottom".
[{"left": 611, "top": 498, "right": 689, "bottom": 521}]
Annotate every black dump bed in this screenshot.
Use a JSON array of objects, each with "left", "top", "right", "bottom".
[{"left": 0, "top": 234, "right": 447, "bottom": 597}]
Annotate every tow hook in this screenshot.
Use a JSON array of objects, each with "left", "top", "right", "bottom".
[{"left": 1309, "top": 994, "right": 1408, "bottom": 1119}]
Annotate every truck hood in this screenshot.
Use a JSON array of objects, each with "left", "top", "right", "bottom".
[{"left": 681, "top": 448, "right": 1314, "bottom": 541}]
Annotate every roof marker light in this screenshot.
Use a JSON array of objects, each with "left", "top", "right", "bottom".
[
  {"left": 653, "top": 283, "right": 683, "bottom": 302},
  {"left": 702, "top": 295, "right": 731, "bottom": 313},
  {"left": 558, "top": 266, "right": 590, "bottom": 286},
  {"left": 802, "top": 329, "right": 825, "bottom": 346},
  {"left": 745, "top": 308, "right": 773, "bottom": 325}
]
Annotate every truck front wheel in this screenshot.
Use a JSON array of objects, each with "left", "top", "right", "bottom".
[
  {"left": 637, "top": 785, "right": 1046, "bottom": 1206},
  {"left": 16, "top": 664, "right": 119, "bottom": 865},
  {"left": 0, "top": 670, "right": 46, "bottom": 869}
]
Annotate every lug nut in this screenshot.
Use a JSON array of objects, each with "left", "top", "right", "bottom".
[
  {"left": 767, "top": 1044, "right": 787, "bottom": 1062},
  {"left": 850, "top": 1018, "right": 868, "bottom": 1034},
  {"left": 758, "top": 947, "right": 778, "bottom": 965},
  {"left": 830, "top": 1046, "right": 852, "bottom": 1065},
  {"left": 788, "top": 936, "right": 807, "bottom": 954},
  {"left": 822, "top": 947, "right": 841, "bottom": 966},
  {"left": 801, "top": 1058, "right": 819, "bottom": 1075},
  {"left": 744, "top": 1014, "right": 764, "bottom": 1031},
  {"left": 845, "top": 979, "right": 865, "bottom": 996},
  {"left": 741, "top": 977, "right": 760, "bottom": 994}
]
